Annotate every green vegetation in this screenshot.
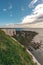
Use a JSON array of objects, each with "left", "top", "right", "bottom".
[{"left": 0, "top": 30, "right": 37, "bottom": 65}]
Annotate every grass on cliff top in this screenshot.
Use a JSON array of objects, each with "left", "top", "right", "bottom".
[{"left": 0, "top": 30, "right": 36, "bottom": 65}]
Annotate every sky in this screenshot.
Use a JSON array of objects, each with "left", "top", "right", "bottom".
[{"left": 0, "top": 0, "right": 43, "bottom": 28}]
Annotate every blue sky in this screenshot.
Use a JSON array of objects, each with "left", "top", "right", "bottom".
[
  {"left": 0, "top": 0, "right": 31, "bottom": 25},
  {"left": 0, "top": 0, "right": 43, "bottom": 28}
]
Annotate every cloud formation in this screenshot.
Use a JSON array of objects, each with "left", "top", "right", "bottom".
[
  {"left": 2, "top": 3, "right": 13, "bottom": 12},
  {"left": 28, "top": 0, "right": 38, "bottom": 8},
  {"left": 3, "top": 8, "right": 7, "bottom": 11},
  {"left": 21, "top": 3, "right": 43, "bottom": 24},
  {"left": 8, "top": 4, "right": 13, "bottom": 10}
]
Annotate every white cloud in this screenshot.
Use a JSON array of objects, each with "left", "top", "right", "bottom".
[
  {"left": 28, "top": 0, "right": 38, "bottom": 8},
  {"left": 21, "top": 14, "right": 37, "bottom": 24},
  {"left": 33, "top": 4, "right": 43, "bottom": 15},
  {"left": 8, "top": 4, "right": 13, "bottom": 10},
  {"left": 2, "top": 4, "right": 13, "bottom": 12},
  {"left": 21, "top": 3, "right": 43, "bottom": 24},
  {"left": 4, "top": 22, "right": 43, "bottom": 28},
  {"left": 29, "top": 22, "right": 43, "bottom": 28},
  {"left": 3, "top": 8, "right": 7, "bottom": 11}
]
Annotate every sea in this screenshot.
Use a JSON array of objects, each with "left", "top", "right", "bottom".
[{"left": 15, "top": 28, "right": 43, "bottom": 65}]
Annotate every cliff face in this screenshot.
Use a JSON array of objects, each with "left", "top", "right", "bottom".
[
  {"left": 0, "top": 30, "right": 36, "bottom": 65},
  {"left": 1, "top": 28, "right": 16, "bottom": 36}
]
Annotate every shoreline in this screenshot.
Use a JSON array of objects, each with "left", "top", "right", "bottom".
[
  {"left": 12, "top": 37, "right": 41, "bottom": 65},
  {"left": 26, "top": 49, "right": 41, "bottom": 65}
]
